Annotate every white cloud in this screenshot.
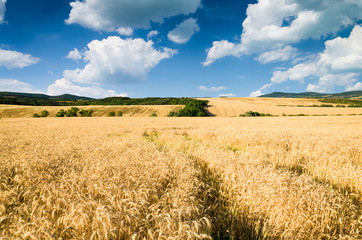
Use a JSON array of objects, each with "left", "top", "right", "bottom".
[
  {"left": 249, "top": 83, "right": 271, "bottom": 97},
  {"left": 199, "top": 85, "right": 226, "bottom": 92},
  {"left": 0, "top": 49, "right": 39, "bottom": 69},
  {"left": 218, "top": 93, "right": 236, "bottom": 97},
  {"left": 305, "top": 73, "right": 359, "bottom": 93},
  {"left": 53, "top": 36, "right": 176, "bottom": 99},
  {"left": 0, "top": 78, "right": 42, "bottom": 93},
  {"left": 320, "top": 26, "right": 362, "bottom": 73},
  {"left": 345, "top": 82, "right": 362, "bottom": 91},
  {"left": 64, "top": 36, "right": 177, "bottom": 84},
  {"left": 249, "top": 90, "right": 263, "bottom": 97},
  {"left": 66, "top": 48, "right": 82, "bottom": 61},
  {"left": 204, "top": 0, "right": 362, "bottom": 65},
  {"left": 253, "top": 25, "right": 362, "bottom": 94},
  {"left": 202, "top": 40, "right": 243, "bottom": 66},
  {"left": 66, "top": 0, "right": 202, "bottom": 33},
  {"left": 291, "top": 53, "right": 317, "bottom": 64},
  {"left": 168, "top": 18, "right": 200, "bottom": 44},
  {"left": 0, "top": 77, "right": 124, "bottom": 99},
  {"left": 0, "top": 0, "right": 6, "bottom": 24},
  {"left": 116, "top": 27, "right": 133, "bottom": 36},
  {"left": 47, "top": 78, "right": 126, "bottom": 98},
  {"left": 147, "top": 30, "right": 159, "bottom": 40},
  {"left": 256, "top": 46, "right": 298, "bottom": 64}
]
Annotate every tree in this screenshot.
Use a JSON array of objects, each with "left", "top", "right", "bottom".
[
  {"left": 79, "top": 109, "right": 94, "bottom": 117},
  {"left": 56, "top": 109, "right": 66, "bottom": 117},
  {"left": 40, "top": 110, "right": 49, "bottom": 117},
  {"left": 65, "top": 107, "right": 79, "bottom": 117}
]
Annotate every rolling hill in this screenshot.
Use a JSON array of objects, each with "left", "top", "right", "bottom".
[
  {"left": 259, "top": 91, "right": 362, "bottom": 99},
  {"left": 0, "top": 92, "right": 205, "bottom": 106},
  {"left": 0, "top": 92, "right": 92, "bottom": 100}
]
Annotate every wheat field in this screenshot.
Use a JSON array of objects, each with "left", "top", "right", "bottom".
[
  {"left": 201, "top": 98, "right": 362, "bottom": 117},
  {"left": 0, "top": 116, "right": 361, "bottom": 239},
  {"left": 1, "top": 97, "right": 361, "bottom": 118},
  {"left": 0, "top": 105, "right": 184, "bottom": 118}
]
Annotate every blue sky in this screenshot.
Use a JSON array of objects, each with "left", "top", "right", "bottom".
[{"left": 0, "top": 0, "right": 361, "bottom": 98}]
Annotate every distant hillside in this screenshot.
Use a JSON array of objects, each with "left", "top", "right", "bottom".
[
  {"left": 0, "top": 91, "right": 208, "bottom": 107},
  {"left": 0, "top": 92, "right": 92, "bottom": 100},
  {"left": 259, "top": 91, "right": 362, "bottom": 99},
  {"left": 0, "top": 92, "right": 93, "bottom": 106}
]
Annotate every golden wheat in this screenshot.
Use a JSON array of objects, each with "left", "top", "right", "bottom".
[
  {"left": 1, "top": 97, "right": 362, "bottom": 118},
  {"left": 0, "top": 105, "right": 183, "bottom": 118},
  {"left": 200, "top": 97, "right": 362, "bottom": 116},
  {"left": 0, "top": 116, "right": 361, "bottom": 239}
]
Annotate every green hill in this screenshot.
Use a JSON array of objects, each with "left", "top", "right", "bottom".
[
  {"left": 0, "top": 91, "right": 208, "bottom": 107},
  {"left": 260, "top": 91, "right": 362, "bottom": 99},
  {"left": 0, "top": 92, "right": 93, "bottom": 106},
  {"left": 0, "top": 92, "right": 92, "bottom": 100}
]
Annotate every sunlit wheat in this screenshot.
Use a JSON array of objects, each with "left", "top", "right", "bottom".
[{"left": 0, "top": 116, "right": 361, "bottom": 239}]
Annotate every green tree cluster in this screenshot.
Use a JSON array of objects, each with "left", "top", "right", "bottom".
[
  {"left": 33, "top": 110, "right": 49, "bottom": 118},
  {"left": 108, "top": 111, "right": 123, "bottom": 117},
  {"left": 239, "top": 111, "right": 273, "bottom": 117},
  {"left": 168, "top": 99, "right": 207, "bottom": 117},
  {"left": 319, "top": 98, "right": 362, "bottom": 107},
  {"left": 79, "top": 109, "right": 94, "bottom": 117},
  {"left": 56, "top": 107, "right": 94, "bottom": 117}
]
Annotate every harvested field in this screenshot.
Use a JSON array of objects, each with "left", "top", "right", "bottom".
[
  {"left": 0, "top": 116, "right": 361, "bottom": 239},
  {"left": 201, "top": 98, "right": 362, "bottom": 116}
]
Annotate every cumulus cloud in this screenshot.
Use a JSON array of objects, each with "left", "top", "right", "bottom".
[
  {"left": 0, "top": 78, "right": 42, "bottom": 93},
  {"left": 202, "top": 40, "right": 243, "bottom": 66},
  {"left": 199, "top": 85, "right": 226, "bottom": 92},
  {"left": 255, "top": 46, "right": 298, "bottom": 64},
  {"left": 47, "top": 78, "right": 126, "bottom": 98},
  {"left": 319, "top": 26, "right": 362, "bottom": 73},
  {"left": 0, "top": 49, "right": 39, "bottom": 69},
  {"left": 147, "top": 30, "right": 159, "bottom": 40},
  {"left": 116, "top": 27, "right": 133, "bottom": 36},
  {"left": 63, "top": 36, "right": 177, "bottom": 84},
  {"left": 66, "top": 48, "right": 82, "bottom": 61},
  {"left": 252, "top": 25, "right": 362, "bottom": 95},
  {"left": 0, "top": 0, "right": 6, "bottom": 24},
  {"left": 204, "top": 0, "right": 362, "bottom": 65},
  {"left": 66, "top": 0, "right": 201, "bottom": 33},
  {"left": 345, "top": 82, "right": 362, "bottom": 91},
  {"left": 218, "top": 93, "right": 236, "bottom": 97},
  {"left": 51, "top": 36, "right": 176, "bottom": 98},
  {"left": 168, "top": 18, "right": 200, "bottom": 44},
  {"left": 305, "top": 73, "right": 359, "bottom": 93}
]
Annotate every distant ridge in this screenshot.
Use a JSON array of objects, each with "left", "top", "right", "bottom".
[
  {"left": 0, "top": 92, "right": 93, "bottom": 100},
  {"left": 0, "top": 91, "right": 207, "bottom": 107},
  {"left": 259, "top": 91, "right": 362, "bottom": 99}
]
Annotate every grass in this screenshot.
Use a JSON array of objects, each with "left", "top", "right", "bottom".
[{"left": 0, "top": 116, "right": 361, "bottom": 239}]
